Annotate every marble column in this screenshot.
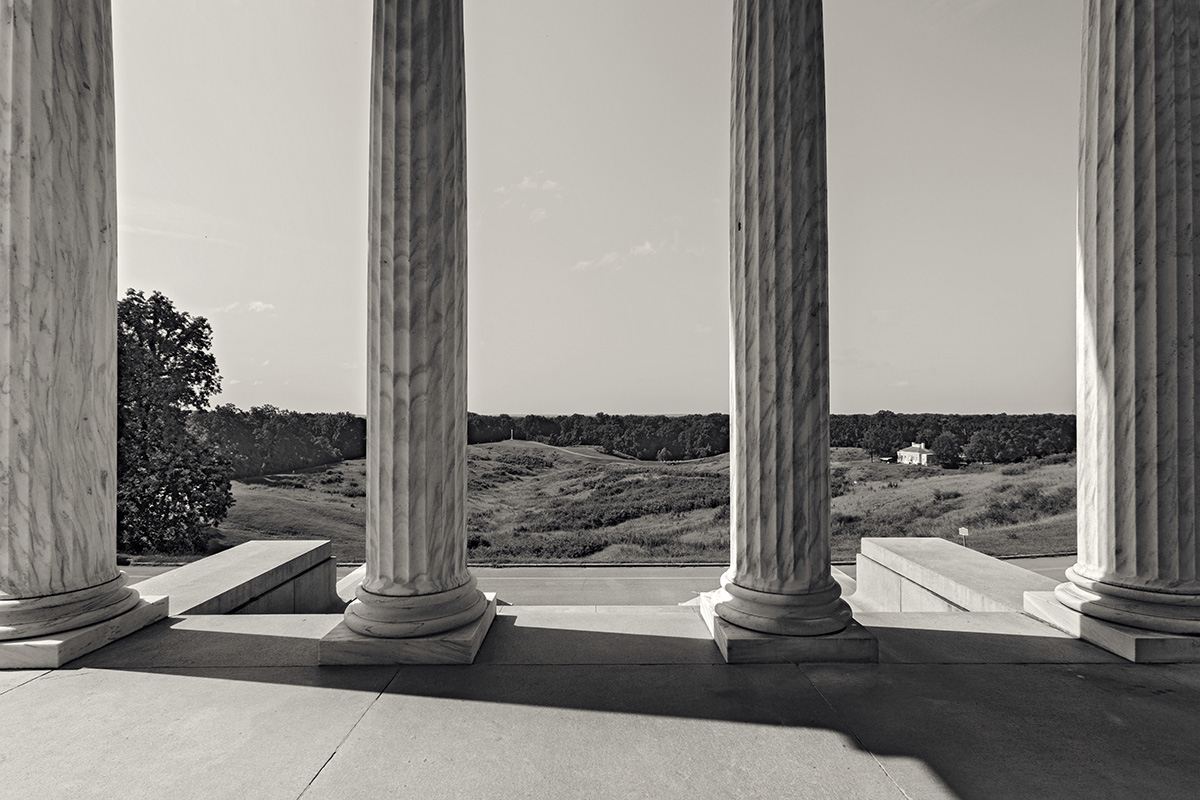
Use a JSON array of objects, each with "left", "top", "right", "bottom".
[
  {"left": 342, "top": 0, "right": 487, "bottom": 638},
  {"left": 712, "top": 0, "right": 851, "bottom": 636},
  {"left": 0, "top": 0, "right": 144, "bottom": 642},
  {"left": 1057, "top": 0, "right": 1200, "bottom": 635}
]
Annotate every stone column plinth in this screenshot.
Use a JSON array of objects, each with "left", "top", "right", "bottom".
[
  {"left": 0, "top": 1, "right": 164, "bottom": 660},
  {"left": 323, "top": 0, "right": 492, "bottom": 663},
  {"left": 701, "top": 0, "right": 872, "bottom": 663},
  {"left": 1053, "top": 0, "right": 1200, "bottom": 639}
]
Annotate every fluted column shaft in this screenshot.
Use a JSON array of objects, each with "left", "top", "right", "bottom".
[
  {"left": 0, "top": 0, "right": 139, "bottom": 641},
  {"left": 343, "top": 0, "right": 485, "bottom": 638},
  {"left": 1060, "top": 0, "right": 1200, "bottom": 634},
  {"left": 715, "top": 0, "right": 850, "bottom": 636}
]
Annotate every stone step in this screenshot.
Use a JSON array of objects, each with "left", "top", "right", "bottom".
[
  {"left": 134, "top": 540, "right": 340, "bottom": 616},
  {"left": 856, "top": 611, "right": 1121, "bottom": 664},
  {"left": 853, "top": 537, "right": 1059, "bottom": 613}
]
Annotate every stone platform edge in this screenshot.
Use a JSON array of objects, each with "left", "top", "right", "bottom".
[
  {"left": 0, "top": 596, "right": 168, "bottom": 669},
  {"left": 1024, "top": 591, "right": 1200, "bottom": 663}
]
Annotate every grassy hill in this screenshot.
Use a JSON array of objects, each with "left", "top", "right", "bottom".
[{"left": 205, "top": 441, "right": 1076, "bottom": 563}]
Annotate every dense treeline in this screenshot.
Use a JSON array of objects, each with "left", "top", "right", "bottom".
[
  {"left": 469, "top": 413, "right": 730, "bottom": 461},
  {"left": 186, "top": 408, "right": 1074, "bottom": 478},
  {"left": 190, "top": 405, "right": 366, "bottom": 479},
  {"left": 471, "top": 411, "right": 1074, "bottom": 465},
  {"left": 831, "top": 411, "right": 1075, "bottom": 464}
]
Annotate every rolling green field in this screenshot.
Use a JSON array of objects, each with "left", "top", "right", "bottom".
[{"left": 203, "top": 441, "right": 1076, "bottom": 563}]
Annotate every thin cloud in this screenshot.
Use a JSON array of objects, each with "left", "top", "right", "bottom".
[
  {"left": 213, "top": 300, "right": 275, "bottom": 314},
  {"left": 498, "top": 174, "right": 564, "bottom": 195},
  {"left": 571, "top": 238, "right": 669, "bottom": 272},
  {"left": 529, "top": 208, "right": 547, "bottom": 222}
]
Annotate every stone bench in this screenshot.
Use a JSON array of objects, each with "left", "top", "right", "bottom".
[
  {"left": 134, "top": 540, "right": 343, "bottom": 616},
  {"left": 853, "top": 537, "right": 1059, "bottom": 613}
]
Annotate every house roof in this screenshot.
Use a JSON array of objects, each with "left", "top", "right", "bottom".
[{"left": 898, "top": 444, "right": 932, "bottom": 454}]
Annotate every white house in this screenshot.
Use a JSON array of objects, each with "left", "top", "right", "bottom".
[{"left": 897, "top": 442, "right": 933, "bottom": 465}]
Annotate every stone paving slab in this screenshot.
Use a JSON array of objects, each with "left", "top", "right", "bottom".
[
  {"left": 2, "top": 651, "right": 1199, "bottom": 798},
  {"left": 803, "top": 662, "right": 1200, "bottom": 800},
  {"left": 478, "top": 605, "right": 723, "bottom": 665},
  {"left": 0, "top": 666, "right": 396, "bottom": 800},
  {"left": 0, "top": 669, "right": 46, "bottom": 696},
  {"left": 301, "top": 664, "right": 908, "bottom": 800},
  {"left": 70, "top": 614, "right": 344, "bottom": 669}
]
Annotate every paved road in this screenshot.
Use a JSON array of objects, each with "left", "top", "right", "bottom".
[{"left": 123, "top": 555, "right": 1077, "bottom": 606}]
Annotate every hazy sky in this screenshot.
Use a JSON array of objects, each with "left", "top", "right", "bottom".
[{"left": 112, "top": 0, "right": 1083, "bottom": 417}]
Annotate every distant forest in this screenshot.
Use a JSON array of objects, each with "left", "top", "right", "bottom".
[
  {"left": 470, "top": 411, "right": 1075, "bottom": 464},
  {"left": 190, "top": 405, "right": 366, "bottom": 479},
  {"left": 469, "top": 413, "right": 730, "bottom": 461},
  {"left": 186, "top": 408, "right": 1075, "bottom": 479}
]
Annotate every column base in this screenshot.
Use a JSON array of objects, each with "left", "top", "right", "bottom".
[
  {"left": 0, "top": 573, "right": 142, "bottom": 641},
  {"left": 700, "top": 591, "right": 877, "bottom": 664},
  {"left": 0, "top": 596, "right": 168, "bottom": 669},
  {"left": 320, "top": 594, "right": 497, "bottom": 665},
  {"left": 712, "top": 571, "right": 853, "bottom": 635},
  {"left": 1025, "top": 591, "right": 1200, "bottom": 663},
  {"left": 1054, "top": 569, "right": 1200, "bottom": 635},
  {"left": 343, "top": 575, "right": 488, "bottom": 638}
]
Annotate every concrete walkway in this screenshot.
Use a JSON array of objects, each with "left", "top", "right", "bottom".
[{"left": 3, "top": 560, "right": 1197, "bottom": 800}]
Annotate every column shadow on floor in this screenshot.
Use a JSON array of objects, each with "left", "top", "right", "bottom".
[{"left": 61, "top": 611, "right": 1200, "bottom": 800}]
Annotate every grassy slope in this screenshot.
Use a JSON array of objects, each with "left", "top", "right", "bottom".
[
  {"left": 827, "top": 448, "right": 1075, "bottom": 560},
  {"left": 208, "top": 441, "right": 1076, "bottom": 563}
]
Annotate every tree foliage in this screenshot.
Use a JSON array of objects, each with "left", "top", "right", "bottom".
[
  {"left": 117, "top": 290, "right": 233, "bottom": 554},
  {"left": 469, "top": 410, "right": 1074, "bottom": 465},
  {"left": 190, "top": 405, "right": 364, "bottom": 478},
  {"left": 931, "top": 432, "right": 963, "bottom": 467},
  {"left": 468, "top": 413, "right": 729, "bottom": 461}
]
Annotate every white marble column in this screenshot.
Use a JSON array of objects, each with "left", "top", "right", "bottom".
[
  {"left": 1057, "top": 0, "right": 1200, "bottom": 635},
  {"left": 342, "top": 0, "right": 486, "bottom": 638},
  {"left": 0, "top": 0, "right": 143, "bottom": 642},
  {"left": 712, "top": 0, "right": 851, "bottom": 636}
]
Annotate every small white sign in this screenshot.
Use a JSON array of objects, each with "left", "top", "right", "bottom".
[{"left": 958, "top": 527, "right": 969, "bottom": 537}]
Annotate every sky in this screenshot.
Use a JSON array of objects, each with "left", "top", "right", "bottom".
[{"left": 112, "top": 0, "right": 1083, "bottom": 417}]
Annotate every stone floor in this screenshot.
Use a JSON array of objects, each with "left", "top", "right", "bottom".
[{"left": 3, "top": 564, "right": 1197, "bottom": 800}]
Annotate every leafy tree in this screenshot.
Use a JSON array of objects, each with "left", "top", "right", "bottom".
[
  {"left": 963, "top": 429, "right": 1001, "bottom": 464},
  {"left": 117, "top": 290, "right": 233, "bottom": 554},
  {"left": 862, "top": 410, "right": 910, "bottom": 459},
  {"left": 931, "top": 432, "right": 962, "bottom": 468}
]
